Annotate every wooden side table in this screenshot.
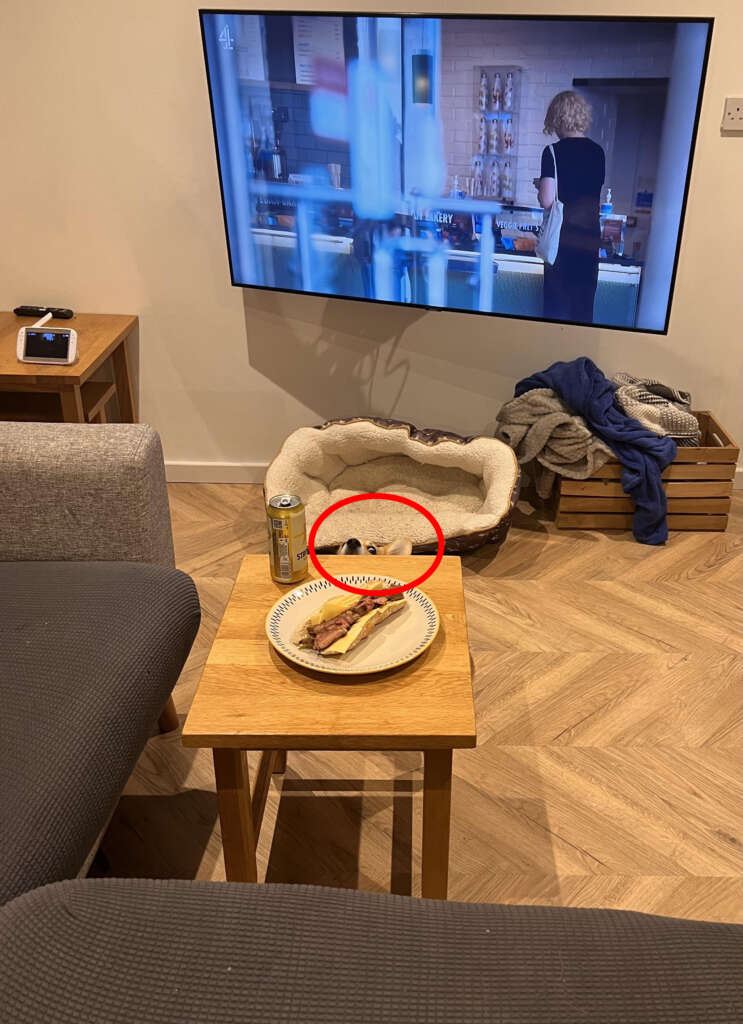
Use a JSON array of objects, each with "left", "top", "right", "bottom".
[
  {"left": 182, "top": 555, "right": 477, "bottom": 899},
  {"left": 0, "top": 312, "right": 138, "bottom": 423}
]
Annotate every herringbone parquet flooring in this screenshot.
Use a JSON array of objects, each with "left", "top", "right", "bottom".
[{"left": 98, "top": 485, "right": 742, "bottom": 922}]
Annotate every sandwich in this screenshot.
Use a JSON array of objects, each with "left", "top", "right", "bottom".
[{"left": 294, "top": 580, "right": 405, "bottom": 656}]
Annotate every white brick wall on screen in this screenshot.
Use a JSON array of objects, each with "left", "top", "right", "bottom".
[{"left": 439, "top": 19, "right": 674, "bottom": 205}]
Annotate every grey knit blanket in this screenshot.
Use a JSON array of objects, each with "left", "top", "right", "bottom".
[
  {"left": 611, "top": 373, "right": 700, "bottom": 446},
  {"left": 495, "top": 388, "right": 613, "bottom": 498}
]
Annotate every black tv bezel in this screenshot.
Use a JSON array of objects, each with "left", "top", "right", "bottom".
[{"left": 198, "top": 10, "right": 714, "bottom": 336}]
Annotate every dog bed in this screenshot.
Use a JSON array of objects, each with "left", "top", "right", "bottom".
[{"left": 264, "top": 418, "right": 520, "bottom": 554}]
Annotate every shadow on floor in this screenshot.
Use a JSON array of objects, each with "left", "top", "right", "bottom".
[
  {"left": 265, "top": 775, "right": 419, "bottom": 895},
  {"left": 93, "top": 789, "right": 219, "bottom": 881}
]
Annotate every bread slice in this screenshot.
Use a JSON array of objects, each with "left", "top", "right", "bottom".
[{"left": 320, "top": 597, "right": 405, "bottom": 656}]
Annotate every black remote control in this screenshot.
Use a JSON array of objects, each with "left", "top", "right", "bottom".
[{"left": 13, "top": 305, "right": 74, "bottom": 319}]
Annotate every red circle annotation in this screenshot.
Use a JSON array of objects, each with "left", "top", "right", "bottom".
[{"left": 307, "top": 492, "right": 444, "bottom": 596}]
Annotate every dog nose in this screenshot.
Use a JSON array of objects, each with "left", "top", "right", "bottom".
[{"left": 347, "top": 538, "right": 361, "bottom": 550}]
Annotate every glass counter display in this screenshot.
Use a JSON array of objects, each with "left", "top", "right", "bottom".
[{"left": 251, "top": 217, "right": 642, "bottom": 329}]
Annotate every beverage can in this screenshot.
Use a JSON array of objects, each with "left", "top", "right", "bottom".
[{"left": 267, "top": 494, "right": 308, "bottom": 584}]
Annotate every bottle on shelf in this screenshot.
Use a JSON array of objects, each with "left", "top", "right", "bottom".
[
  {"left": 255, "top": 129, "right": 272, "bottom": 180},
  {"left": 502, "top": 159, "right": 514, "bottom": 202},
  {"left": 246, "top": 120, "right": 259, "bottom": 176},
  {"left": 472, "top": 155, "right": 484, "bottom": 197},
  {"left": 488, "top": 159, "right": 500, "bottom": 198},
  {"left": 271, "top": 135, "right": 288, "bottom": 182},
  {"left": 479, "top": 70, "right": 489, "bottom": 113},
  {"left": 492, "top": 72, "right": 502, "bottom": 113},
  {"left": 504, "top": 71, "right": 514, "bottom": 112},
  {"left": 488, "top": 118, "right": 498, "bottom": 155},
  {"left": 450, "top": 175, "right": 464, "bottom": 199},
  {"left": 478, "top": 114, "right": 488, "bottom": 155},
  {"left": 504, "top": 117, "right": 514, "bottom": 153},
  {"left": 601, "top": 187, "right": 613, "bottom": 215}
]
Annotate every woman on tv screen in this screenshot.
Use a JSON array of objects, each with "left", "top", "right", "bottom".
[{"left": 536, "top": 92, "right": 606, "bottom": 324}]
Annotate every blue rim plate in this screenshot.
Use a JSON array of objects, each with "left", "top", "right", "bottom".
[{"left": 265, "top": 575, "right": 439, "bottom": 676}]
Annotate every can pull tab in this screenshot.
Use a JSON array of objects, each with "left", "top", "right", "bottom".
[{"left": 279, "top": 497, "right": 292, "bottom": 507}]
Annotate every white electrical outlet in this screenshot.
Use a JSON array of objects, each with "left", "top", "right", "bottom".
[{"left": 721, "top": 97, "right": 743, "bottom": 134}]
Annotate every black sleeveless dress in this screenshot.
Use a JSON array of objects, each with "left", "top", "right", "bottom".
[{"left": 540, "top": 137, "right": 605, "bottom": 324}]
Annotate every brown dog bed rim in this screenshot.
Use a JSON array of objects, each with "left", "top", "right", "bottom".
[{"left": 265, "top": 417, "right": 521, "bottom": 555}]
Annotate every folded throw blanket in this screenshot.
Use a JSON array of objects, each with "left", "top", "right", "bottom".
[
  {"left": 495, "top": 388, "right": 613, "bottom": 499},
  {"left": 516, "top": 358, "right": 677, "bottom": 545},
  {"left": 611, "top": 373, "right": 701, "bottom": 446}
]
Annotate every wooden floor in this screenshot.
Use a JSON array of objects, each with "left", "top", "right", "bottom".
[{"left": 98, "top": 485, "right": 743, "bottom": 923}]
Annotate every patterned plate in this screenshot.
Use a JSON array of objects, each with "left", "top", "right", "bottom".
[{"left": 265, "top": 575, "right": 439, "bottom": 676}]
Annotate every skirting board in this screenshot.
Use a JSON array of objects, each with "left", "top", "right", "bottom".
[{"left": 166, "top": 461, "right": 269, "bottom": 484}]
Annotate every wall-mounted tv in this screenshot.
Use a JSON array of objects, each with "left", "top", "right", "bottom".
[{"left": 199, "top": 11, "right": 712, "bottom": 333}]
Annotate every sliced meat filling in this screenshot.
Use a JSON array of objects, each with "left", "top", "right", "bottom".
[
  {"left": 312, "top": 622, "right": 348, "bottom": 650},
  {"left": 307, "top": 594, "right": 398, "bottom": 651}
]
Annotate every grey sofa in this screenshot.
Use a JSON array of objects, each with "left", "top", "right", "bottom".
[
  {"left": 0, "top": 423, "right": 200, "bottom": 905},
  {"left": 0, "top": 879, "right": 740, "bottom": 1023}
]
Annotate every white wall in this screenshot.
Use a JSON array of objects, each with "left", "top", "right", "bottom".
[{"left": 1, "top": 0, "right": 740, "bottom": 482}]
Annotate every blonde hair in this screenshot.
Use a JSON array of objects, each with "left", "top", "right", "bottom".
[{"left": 543, "top": 91, "right": 592, "bottom": 136}]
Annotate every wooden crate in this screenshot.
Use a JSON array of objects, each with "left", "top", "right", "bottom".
[{"left": 556, "top": 411, "right": 739, "bottom": 532}]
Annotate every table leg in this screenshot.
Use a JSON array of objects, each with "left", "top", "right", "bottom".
[
  {"left": 212, "top": 748, "right": 257, "bottom": 883},
  {"left": 158, "top": 695, "right": 179, "bottom": 733},
  {"left": 273, "top": 750, "right": 287, "bottom": 774},
  {"left": 111, "top": 337, "right": 137, "bottom": 422},
  {"left": 59, "top": 386, "right": 85, "bottom": 423},
  {"left": 421, "top": 748, "right": 453, "bottom": 900}
]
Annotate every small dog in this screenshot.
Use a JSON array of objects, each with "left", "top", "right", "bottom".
[{"left": 337, "top": 537, "right": 413, "bottom": 556}]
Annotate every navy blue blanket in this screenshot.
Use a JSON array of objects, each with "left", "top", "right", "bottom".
[{"left": 516, "top": 357, "right": 677, "bottom": 544}]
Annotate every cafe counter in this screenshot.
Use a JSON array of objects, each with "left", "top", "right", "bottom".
[{"left": 251, "top": 229, "right": 642, "bottom": 328}]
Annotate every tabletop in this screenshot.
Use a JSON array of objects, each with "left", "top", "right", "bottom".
[
  {"left": 0, "top": 311, "right": 137, "bottom": 385},
  {"left": 182, "top": 554, "right": 476, "bottom": 751}
]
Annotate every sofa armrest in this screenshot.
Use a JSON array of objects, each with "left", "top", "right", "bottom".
[{"left": 0, "top": 423, "right": 175, "bottom": 566}]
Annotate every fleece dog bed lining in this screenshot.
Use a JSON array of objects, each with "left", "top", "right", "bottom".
[{"left": 264, "top": 418, "right": 520, "bottom": 554}]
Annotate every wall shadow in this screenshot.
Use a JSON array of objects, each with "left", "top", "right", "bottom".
[
  {"left": 240, "top": 281, "right": 684, "bottom": 445},
  {"left": 240, "top": 283, "right": 678, "bottom": 426},
  {"left": 243, "top": 288, "right": 423, "bottom": 421}
]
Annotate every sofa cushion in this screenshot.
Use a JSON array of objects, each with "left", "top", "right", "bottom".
[
  {"left": 0, "top": 878, "right": 740, "bottom": 1023},
  {"left": 0, "top": 422, "right": 175, "bottom": 565},
  {"left": 0, "top": 562, "right": 200, "bottom": 905},
  {"left": 265, "top": 418, "right": 520, "bottom": 554}
]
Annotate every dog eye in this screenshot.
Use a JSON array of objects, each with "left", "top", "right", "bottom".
[{"left": 368, "top": 545, "right": 376, "bottom": 554}]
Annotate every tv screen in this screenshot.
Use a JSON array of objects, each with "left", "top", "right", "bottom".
[{"left": 200, "top": 11, "right": 711, "bottom": 333}]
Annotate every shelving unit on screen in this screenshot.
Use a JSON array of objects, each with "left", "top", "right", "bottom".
[{"left": 470, "top": 66, "right": 522, "bottom": 205}]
